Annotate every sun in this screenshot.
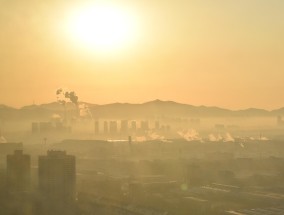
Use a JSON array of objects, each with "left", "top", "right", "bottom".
[{"left": 66, "top": 3, "right": 138, "bottom": 53}]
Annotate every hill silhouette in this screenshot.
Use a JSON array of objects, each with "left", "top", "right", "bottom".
[{"left": 0, "top": 100, "right": 283, "bottom": 120}]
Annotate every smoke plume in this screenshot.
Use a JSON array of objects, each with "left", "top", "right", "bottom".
[
  {"left": 208, "top": 132, "right": 235, "bottom": 142},
  {"left": 79, "top": 103, "right": 93, "bottom": 119},
  {"left": 56, "top": 88, "right": 78, "bottom": 106},
  {"left": 0, "top": 135, "right": 7, "bottom": 143},
  {"left": 177, "top": 129, "right": 202, "bottom": 141}
]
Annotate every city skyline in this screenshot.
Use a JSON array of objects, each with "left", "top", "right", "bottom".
[{"left": 1, "top": 0, "right": 284, "bottom": 109}]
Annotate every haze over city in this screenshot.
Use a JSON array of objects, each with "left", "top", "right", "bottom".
[
  {"left": 1, "top": 0, "right": 284, "bottom": 109},
  {"left": 1, "top": 1, "right": 284, "bottom": 215}
]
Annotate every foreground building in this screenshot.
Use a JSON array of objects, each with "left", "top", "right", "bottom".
[
  {"left": 7, "top": 150, "right": 31, "bottom": 192},
  {"left": 38, "top": 150, "right": 76, "bottom": 202}
]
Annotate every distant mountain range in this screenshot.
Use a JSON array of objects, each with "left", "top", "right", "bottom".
[{"left": 0, "top": 100, "right": 283, "bottom": 120}]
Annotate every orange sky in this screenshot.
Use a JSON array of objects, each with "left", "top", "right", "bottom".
[{"left": 1, "top": 0, "right": 284, "bottom": 110}]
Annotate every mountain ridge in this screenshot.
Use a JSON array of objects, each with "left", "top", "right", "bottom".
[{"left": 0, "top": 100, "right": 283, "bottom": 119}]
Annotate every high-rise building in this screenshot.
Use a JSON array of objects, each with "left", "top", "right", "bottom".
[
  {"left": 109, "top": 121, "right": 118, "bottom": 135},
  {"left": 94, "top": 120, "right": 99, "bottom": 134},
  {"left": 103, "top": 121, "right": 109, "bottom": 134},
  {"left": 32, "top": 122, "right": 39, "bottom": 133},
  {"left": 7, "top": 150, "right": 31, "bottom": 192},
  {"left": 140, "top": 120, "right": 149, "bottom": 131},
  {"left": 166, "top": 125, "right": 171, "bottom": 132},
  {"left": 128, "top": 136, "right": 132, "bottom": 153},
  {"left": 38, "top": 150, "right": 76, "bottom": 202},
  {"left": 277, "top": 116, "right": 284, "bottom": 126},
  {"left": 39, "top": 122, "right": 53, "bottom": 132},
  {"left": 155, "top": 121, "right": 160, "bottom": 130},
  {"left": 120, "top": 120, "right": 128, "bottom": 134},
  {"left": 131, "top": 121, "right": 137, "bottom": 133}
]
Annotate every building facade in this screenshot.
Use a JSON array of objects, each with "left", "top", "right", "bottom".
[
  {"left": 7, "top": 150, "right": 31, "bottom": 192},
  {"left": 38, "top": 150, "right": 76, "bottom": 202}
]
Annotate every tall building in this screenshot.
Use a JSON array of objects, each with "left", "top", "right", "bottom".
[
  {"left": 38, "top": 150, "right": 76, "bottom": 202},
  {"left": 140, "top": 120, "right": 149, "bottom": 131},
  {"left": 120, "top": 120, "right": 128, "bottom": 134},
  {"left": 7, "top": 150, "right": 31, "bottom": 192},
  {"left": 277, "top": 116, "right": 284, "bottom": 126},
  {"left": 109, "top": 121, "right": 118, "bottom": 135},
  {"left": 39, "top": 122, "right": 53, "bottom": 132},
  {"left": 103, "top": 121, "right": 109, "bottom": 134},
  {"left": 94, "top": 120, "right": 99, "bottom": 134},
  {"left": 131, "top": 121, "right": 137, "bottom": 133},
  {"left": 31, "top": 122, "right": 39, "bottom": 133},
  {"left": 166, "top": 125, "right": 171, "bottom": 132},
  {"left": 155, "top": 121, "right": 160, "bottom": 130},
  {"left": 128, "top": 136, "right": 132, "bottom": 153}
]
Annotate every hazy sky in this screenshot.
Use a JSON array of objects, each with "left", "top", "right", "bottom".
[{"left": 1, "top": 0, "right": 284, "bottom": 109}]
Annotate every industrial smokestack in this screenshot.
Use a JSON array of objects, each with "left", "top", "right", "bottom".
[{"left": 128, "top": 136, "right": 132, "bottom": 154}]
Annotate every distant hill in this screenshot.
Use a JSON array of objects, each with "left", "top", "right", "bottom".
[
  {"left": 0, "top": 100, "right": 283, "bottom": 120},
  {"left": 0, "top": 104, "right": 18, "bottom": 120},
  {"left": 90, "top": 100, "right": 233, "bottom": 118}
]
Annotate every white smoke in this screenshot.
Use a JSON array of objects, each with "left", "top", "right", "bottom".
[
  {"left": 0, "top": 135, "right": 7, "bottom": 143},
  {"left": 147, "top": 131, "right": 165, "bottom": 140},
  {"left": 135, "top": 131, "right": 165, "bottom": 142},
  {"left": 177, "top": 129, "right": 202, "bottom": 141},
  {"left": 259, "top": 136, "right": 269, "bottom": 141},
  {"left": 208, "top": 134, "right": 218, "bottom": 142},
  {"left": 223, "top": 132, "right": 235, "bottom": 142},
  {"left": 208, "top": 132, "right": 234, "bottom": 142},
  {"left": 50, "top": 114, "right": 62, "bottom": 126},
  {"left": 135, "top": 136, "right": 147, "bottom": 142},
  {"left": 51, "top": 114, "right": 62, "bottom": 120},
  {"left": 217, "top": 134, "right": 223, "bottom": 141},
  {"left": 207, "top": 133, "right": 267, "bottom": 144},
  {"left": 249, "top": 136, "right": 269, "bottom": 141},
  {"left": 79, "top": 103, "right": 93, "bottom": 119},
  {"left": 161, "top": 139, "right": 173, "bottom": 143}
]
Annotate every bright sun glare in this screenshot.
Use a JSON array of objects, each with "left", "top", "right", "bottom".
[{"left": 66, "top": 4, "right": 138, "bottom": 53}]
